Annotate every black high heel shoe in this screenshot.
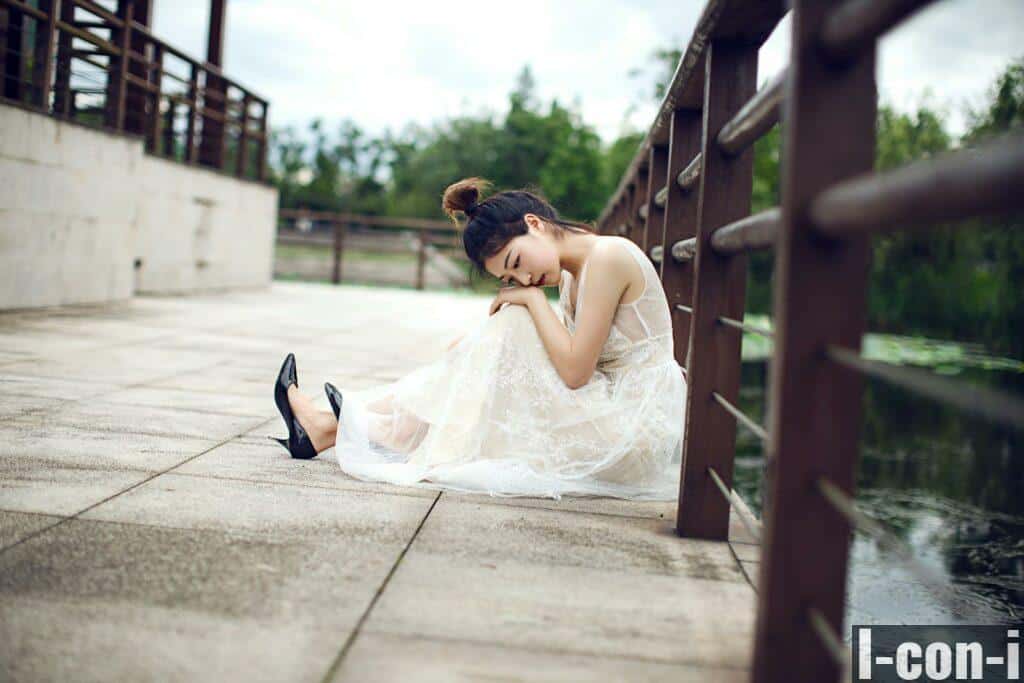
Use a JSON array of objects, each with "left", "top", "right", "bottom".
[
  {"left": 267, "top": 353, "right": 318, "bottom": 460},
  {"left": 324, "top": 382, "right": 344, "bottom": 420}
]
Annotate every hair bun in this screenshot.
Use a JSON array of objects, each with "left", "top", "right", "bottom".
[{"left": 442, "top": 177, "right": 492, "bottom": 224}]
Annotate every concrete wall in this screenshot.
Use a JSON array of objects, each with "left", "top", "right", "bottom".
[{"left": 0, "top": 104, "right": 278, "bottom": 310}]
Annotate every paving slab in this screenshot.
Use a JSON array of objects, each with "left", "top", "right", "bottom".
[
  {"left": 0, "top": 464, "right": 154, "bottom": 517},
  {"left": 0, "top": 416, "right": 225, "bottom": 515},
  {"left": 174, "top": 435, "right": 436, "bottom": 499},
  {"left": 24, "top": 399, "right": 265, "bottom": 441},
  {"left": 732, "top": 541, "right": 761, "bottom": 562},
  {"left": 742, "top": 561, "right": 761, "bottom": 591},
  {"left": 95, "top": 385, "right": 276, "bottom": 418},
  {"left": 332, "top": 631, "right": 751, "bottom": 682},
  {"left": 355, "top": 495, "right": 756, "bottom": 670},
  {"left": 0, "top": 346, "right": 225, "bottom": 385},
  {"left": 0, "top": 514, "right": 423, "bottom": 683},
  {"left": 443, "top": 489, "right": 678, "bottom": 520},
  {"left": 0, "top": 393, "right": 70, "bottom": 421},
  {"left": 0, "top": 372, "right": 119, "bottom": 400},
  {"left": 0, "top": 510, "right": 63, "bottom": 550},
  {"left": 409, "top": 497, "right": 745, "bottom": 582},
  {"left": 361, "top": 552, "right": 756, "bottom": 669},
  {"left": 0, "top": 414, "right": 223, "bottom": 472},
  {"left": 77, "top": 472, "right": 435, "bottom": 539}
]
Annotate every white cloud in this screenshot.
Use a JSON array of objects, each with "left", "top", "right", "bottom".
[{"left": 153, "top": 0, "right": 1023, "bottom": 145}]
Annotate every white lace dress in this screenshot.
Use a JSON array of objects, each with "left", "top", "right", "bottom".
[{"left": 329, "top": 236, "right": 688, "bottom": 500}]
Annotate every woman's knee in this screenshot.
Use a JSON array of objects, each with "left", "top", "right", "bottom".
[
  {"left": 492, "top": 304, "right": 542, "bottom": 344},
  {"left": 494, "top": 303, "right": 532, "bottom": 322}
]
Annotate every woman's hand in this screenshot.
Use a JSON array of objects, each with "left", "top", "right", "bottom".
[{"left": 488, "top": 285, "right": 544, "bottom": 316}]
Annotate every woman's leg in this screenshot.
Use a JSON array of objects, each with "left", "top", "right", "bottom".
[
  {"left": 287, "top": 385, "right": 428, "bottom": 454},
  {"left": 286, "top": 385, "right": 337, "bottom": 451},
  {"left": 364, "top": 408, "right": 429, "bottom": 453}
]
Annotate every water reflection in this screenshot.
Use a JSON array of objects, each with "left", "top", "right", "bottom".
[{"left": 730, "top": 351, "right": 1024, "bottom": 629}]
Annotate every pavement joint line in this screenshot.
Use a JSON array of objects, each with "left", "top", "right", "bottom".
[
  {"left": 165, "top": 470, "right": 438, "bottom": 501},
  {"left": 347, "top": 629, "right": 756, "bottom": 671},
  {"left": 0, "top": 359, "right": 235, "bottom": 422},
  {"left": 120, "top": 359, "right": 237, "bottom": 391},
  {"left": 0, "top": 331, "right": 186, "bottom": 362},
  {"left": 0, "top": 509, "right": 263, "bottom": 541},
  {"left": 727, "top": 541, "right": 759, "bottom": 594},
  {"left": 0, "top": 415, "right": 276, "bottom": 558},
  {"left": 84, "top": 396, "right": 274, "bottom": 420},
  {"left": 435, "top": 494, "right": 677, "bottom": 522},
  {"left": 320, "top": 490, "right": 444, "bottom": 683}
]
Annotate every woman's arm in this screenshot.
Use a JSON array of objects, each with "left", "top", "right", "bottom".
[
  {"left": 526, "top": 242, "right": 630, "bottom": 389},
  {"left": 447, "top": 332, "right": 466, "bottom": 351},
  {"left": 524, "top": 293, "right": 575, "bottom": 384}
]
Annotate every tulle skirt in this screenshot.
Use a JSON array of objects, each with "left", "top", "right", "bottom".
[{"left": 327, "top": 303, "right": 687, "bottom": 500}]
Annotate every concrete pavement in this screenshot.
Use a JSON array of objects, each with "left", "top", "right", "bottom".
[{"left": 0, "top": 281, "right": 760, "bottom": 682}]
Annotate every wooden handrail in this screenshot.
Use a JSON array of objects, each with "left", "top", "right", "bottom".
[
  {"left": 277, "top": 210, "right": 468, "bottom": 290},
  {"left": 279, "top": 208, "right": 458, "bottom": 232},
  {"left": 590, "top": 0, "right": 1024, "bottom": 681}
]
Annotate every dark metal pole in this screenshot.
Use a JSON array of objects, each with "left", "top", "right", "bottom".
[{"left": 198, "top": 0, "right": 226, "bottom": 169}]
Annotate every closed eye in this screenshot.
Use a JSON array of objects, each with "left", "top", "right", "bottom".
[{"left": 502, "top": 255, "right": 520, "bottom": 285}]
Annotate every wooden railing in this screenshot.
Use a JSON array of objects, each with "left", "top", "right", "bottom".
[
  {"left": 594, "top": 0, "right": 1024, "bottom": 681},
  {"left": 0, "top": 0, "right": 268, "bottom": 181},
  {"left": 277, "top": 209, "right": 466, "bottom": 290}
]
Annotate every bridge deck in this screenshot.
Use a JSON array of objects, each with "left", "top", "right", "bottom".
[{"left": 0, "top": 281, "right": 760, "bottom": 681}]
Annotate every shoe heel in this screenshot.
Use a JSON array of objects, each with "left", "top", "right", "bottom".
[
  {"left": 324, "top": 382, "right": 344, "bottom": 421},
  {"left": 291, "top": 436, "right": 318, "bottom": 460}
]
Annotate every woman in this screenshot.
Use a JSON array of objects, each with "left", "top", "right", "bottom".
[{"left": 269, "top": 177, "right": 687, "bottom": 500}]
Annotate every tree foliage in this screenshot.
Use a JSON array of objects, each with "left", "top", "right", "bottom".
[{"left": 269, "top": 55, "right": 1024, "bottom": 358}]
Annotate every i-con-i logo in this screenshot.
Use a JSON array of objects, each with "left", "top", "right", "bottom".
[{"left": 853, "top": 625, "right": 1021, "bottom": 681}]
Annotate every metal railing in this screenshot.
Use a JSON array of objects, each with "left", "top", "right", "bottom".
[
  {"left": 0, "top": 0, "right": 269, "bottom": 181},
  {"left": 593, "top": 0, "right": 1024, "bottom": 681}
]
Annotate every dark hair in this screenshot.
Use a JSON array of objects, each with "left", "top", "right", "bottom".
[{"left": 441, "top": 177, "right": 596, "bottom": 282}]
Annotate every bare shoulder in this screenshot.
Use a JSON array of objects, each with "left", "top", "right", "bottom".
[
  {"left": 591, "top": 236, "right": 635, "bottom": 268},
  {"left": 590, "top": 237, "right": 644, "bottom": 301}
]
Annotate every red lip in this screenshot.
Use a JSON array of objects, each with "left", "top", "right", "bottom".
[{"left": 538, "top": 274, "right": 545, "bottom": 285}]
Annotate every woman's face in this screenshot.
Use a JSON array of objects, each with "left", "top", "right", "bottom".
[{"left": 483, "top": 214, "right": 560, "bottom": 289}]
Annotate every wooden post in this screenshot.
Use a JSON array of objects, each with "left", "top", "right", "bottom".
[
  {"left": 120, "top": 0, "right": 152, "bottom": 137},
  {"left": 111, "top": 3, "right": 132, "bottom": 130},
  {"left": 198, "top": 0, "right": 226, "bottom": 169},
  {"left": 185, "top": 63, "right": 198, "bottom": 162},
  {"left": 642, "top": 144, "right": 668, "bottom": 254},
  {"left": 416, "top": 231, "right": 429, "bottom": 290},
  {"left": 751, "top": 0, "right": 876, "bottom": 680},
  {"left": 331, "top": 219, "right": 346, "bottom": 285},
  {"left": 162, "top": 96, "right": 176, "bottom": 158},
  {"left": 257, "top": 100, "right": 268, "bottom": 181},
  {"left": 628, "top": 167, "right": 649, "bottom": 244},
  {"left": 52, "top": 0, "right": 72, "bottom": 116},
  {"left": 236, "top": 93, "right": 250, "bottom": 177},
  {"left": 148, "top": 43, "right": 163, "bottom": 153},
  {"left": 661, "top": 108, "right": 702, "bottom": 368},
  {"left": 675, "top": 39, "right": 758, "bottom": 540},
  {"left": 31, "top": 0, "right": 59, "bottom": 109}
]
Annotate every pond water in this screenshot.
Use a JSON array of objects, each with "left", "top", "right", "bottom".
[{"left": 729, "top": 321, "right": 1024, "bottom": 631}]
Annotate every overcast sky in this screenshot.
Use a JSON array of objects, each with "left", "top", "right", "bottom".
[{"left": 153, "top": 0, "right": 1024, "bottom": 145}]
